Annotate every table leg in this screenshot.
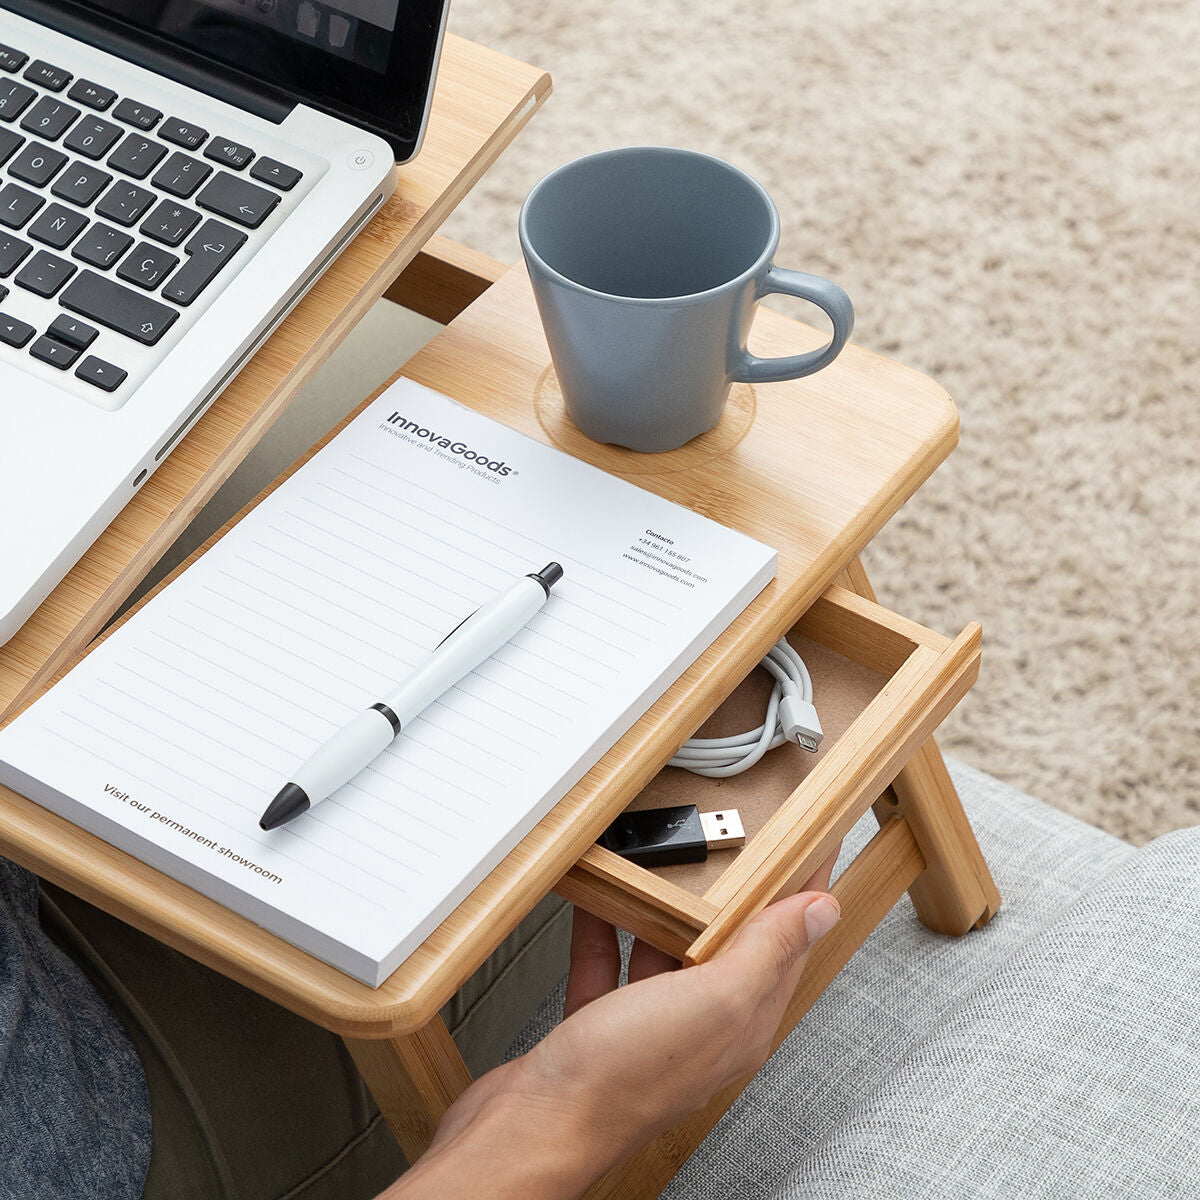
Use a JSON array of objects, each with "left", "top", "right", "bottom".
[
  {"left": 344, "top": 1017, "right": 473, "bottom": 1164},
  {"left": 836, "top": 558, "right": 1001, "bottom": 933}
]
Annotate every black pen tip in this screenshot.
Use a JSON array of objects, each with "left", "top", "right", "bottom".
[{"left": 259, "top": 782, "right": 310, "bottom": 831}]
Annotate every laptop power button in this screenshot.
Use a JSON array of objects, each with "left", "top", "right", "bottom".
[{"left": 348, "top": 150, "right": 375, "bottom": 171}]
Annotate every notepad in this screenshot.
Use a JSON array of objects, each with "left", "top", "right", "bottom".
[{"left": 0, "top": 380, "right": 776, "bottom": 985}]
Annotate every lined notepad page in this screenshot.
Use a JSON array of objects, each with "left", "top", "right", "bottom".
[{"left": 0, "top": 380, "right": 775, "bottom": 985}]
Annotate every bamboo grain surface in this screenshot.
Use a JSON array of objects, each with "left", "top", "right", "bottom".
[{"left": 0, "top": 262, "right": 962, "bottom": 1036}]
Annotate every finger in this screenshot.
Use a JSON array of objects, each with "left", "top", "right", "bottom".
[
  {"left": 564, "top": 907, "right": 621, "bottom": 1018},
  {"left": 724, "top": 891, "right": 841, "bottom": 996},
  {"left": 627, "top": 938, "right": 680, "bottom": 985},
  {"left": 801, "top": 845, "right": 841, "bottom": 895}
]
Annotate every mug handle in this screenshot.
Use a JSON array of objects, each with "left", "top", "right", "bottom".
[{"left": 732, "top": 267, "right": 855, "bottom": 384}]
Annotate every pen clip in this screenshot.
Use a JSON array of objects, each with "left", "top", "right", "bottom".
[{"left": 434, "top": 606, "right": 479, "bottom": 649}]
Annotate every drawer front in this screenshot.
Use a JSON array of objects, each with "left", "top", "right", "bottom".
[{"left": 555, "top": 585, "right": 981, "bottom": 963}]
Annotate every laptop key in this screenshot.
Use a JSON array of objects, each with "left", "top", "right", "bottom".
[
  {"left": 0, "top": 183, "right": 43, "bottom": 228},
  {"left": 64, "top": 116, "right": 122, "bottom": 160},
  {"left": 51, "top": 162, "right": 112, "bottom": 206},
  {"left": 72, "top": 222, "right": 133, "bottom": 269},
  {"left": 160, "top": 118, "right": 208, "bottom": 151},
  {"left": 8, "top": 142, "right": 68, "bottom": 187},
  {"left": 67, "top": 80, "right": 116, "bottom": 111},
  {"left": 76, "top": 354, "right": 127, "bottom": 392},
  {"left": 28, "top": 203, "right": 88, "bottom": 249},
  {"left": 19, "top": 97, "right": 79, "bottom": 141},
  {"left": 117, "top": 241, "right": 178, "bottom": 289},
  {"left": 0, "top": 45, "right": 29, "bottom": 74},
  {"left": 0, "top": 127, "right": 22, "bottom": 165},
  {"left": 60, "top": 270, "right": 179, "bottom": 344},
  {"left": 0, "top": 232, "right": 31, "bottom": 275},
  {"left": 112, "top": 99, "right": 162, "bottom": 130},
  {"left": 196, "top": 172, "right": 279, "bottom": 229},
  {"left": 249, "top": 157, "right": 302, "bottom": 191},
  {"left": 160, "top": 218, "right": 246, "bottom": 306},
  {"left": 204, "top": 137, "right": 254, "bottom": 170},
  {"left": 15, "top": 249, "right": 76, "bottom": 297},
  {"left": 0, "top": 79, "right": 36, "bottom": 121},
  {"left": 48, "top": 313, "right": 98, "bottom": 349},
  {"left": 140, "top": 200, "right": 200, "bottom": 247},
  {"left": 0, "top": 313, "right": 34, "bottom": 347},
  {"left": 107, "top": 132, "right": 168, "bottom": 179},
  {"left": 23, "top": 61, "right": 71, "bottom": 93},
  {"left": 152, "top": 152, "right": 212, "bottom": 198},
  {"left": 95, "top": 180, "right": 155, "bottom": 226},
  {"left": 30, "top": 334, "right": 80, "bottom": 369},
  {"left": 0, "top": 283, "right": 5, "bottom": 303}
]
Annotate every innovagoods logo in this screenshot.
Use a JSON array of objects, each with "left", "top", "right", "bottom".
[{"left": 385, "top": 412, "right": 516, "bottom": 477}]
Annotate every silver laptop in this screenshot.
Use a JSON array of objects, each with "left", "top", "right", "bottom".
[{"left": 0, "top": 0, "right": 450, "bottom": 645}]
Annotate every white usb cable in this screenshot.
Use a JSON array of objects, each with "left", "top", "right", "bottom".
[{"left": 668, "top": 638, "right": 822, "bottom": 777}]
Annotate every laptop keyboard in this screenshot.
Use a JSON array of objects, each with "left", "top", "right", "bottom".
[{"left": 0, "top": 41, "right": 306, "bottom": 403}]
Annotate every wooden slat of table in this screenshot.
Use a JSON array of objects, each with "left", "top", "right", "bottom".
[
  {"left": 0, "top": 262, "right": 960, "bottom": 1038},
  {"left": 0, "top": 35, "right": 551, "bottom": 722}
]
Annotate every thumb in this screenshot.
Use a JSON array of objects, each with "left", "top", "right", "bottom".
[{"left": 724, "top": 891, "right": 841, "bottom": 993}]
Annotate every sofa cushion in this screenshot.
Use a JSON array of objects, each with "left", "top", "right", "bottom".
[{"left": 772, "top": 821, "right": 1200, "bottom": 1198}]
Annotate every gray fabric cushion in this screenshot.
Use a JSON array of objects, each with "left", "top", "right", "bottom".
[
  {"left": 773, "top": 822, "right": 1200, "bottom": 1198},
  {"left": 667, "top": 761, "right": 1137, "bottom": 1200},
  {"left": 505, "top": 760, "right": 1138, "bottom": 1197}
]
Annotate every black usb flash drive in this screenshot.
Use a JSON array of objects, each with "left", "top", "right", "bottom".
[{"left": 597, "top": 804, "right": 745, "bottom": 868}]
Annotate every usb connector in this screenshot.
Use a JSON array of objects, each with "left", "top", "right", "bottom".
[
  {"left": 699, "top": 808, "right": 746, "bottom": 849},
  {"left": 598, "top": 804, "right": 745, "bottom": 867}
]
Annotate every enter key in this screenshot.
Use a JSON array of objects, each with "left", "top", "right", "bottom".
[{"left": 161, "top": 219, "right": 247, "bottom": 306}]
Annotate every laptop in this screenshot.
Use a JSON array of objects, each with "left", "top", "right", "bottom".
[{"left": 0, "top": 0, "right": 450, "bottom": 646}]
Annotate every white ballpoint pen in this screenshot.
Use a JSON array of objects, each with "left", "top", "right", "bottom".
[{"left": 259, "top": 562, "right": 563, "bottom": 830}]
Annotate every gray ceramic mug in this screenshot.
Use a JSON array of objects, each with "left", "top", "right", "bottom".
[{"left": 519, "top": 146, "right": 854, "bottom": 453}]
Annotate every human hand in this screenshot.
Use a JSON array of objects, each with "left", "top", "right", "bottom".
[
  {"left": 389, "top": 852, "right": 840, "bottom": 1199},
  {"left": 565, "top": 843, "right": 840, "bottom": 1018}
]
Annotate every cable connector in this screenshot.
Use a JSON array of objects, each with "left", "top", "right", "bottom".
[
  {"left": 779, "top": 695, "right": 823, "bottom": 753},
  {"left": 699, "top": 808, "right": 746, "bottom": 850},
  {"left": 599, "top": 805, "right": 745, "bottom": 867}
]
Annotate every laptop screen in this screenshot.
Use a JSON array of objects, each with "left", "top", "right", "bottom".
[{"left": 13, "top": 0, "right": 448, "bottom": 159}]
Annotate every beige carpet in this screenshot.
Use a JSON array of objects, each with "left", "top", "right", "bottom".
[{"left": 440, "top": 0, "right": 1200, "bottom": 843}]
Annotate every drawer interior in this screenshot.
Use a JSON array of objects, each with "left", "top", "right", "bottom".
[
  {"left": 623, "top": 634, "right": 889, "bottom": 896},
  {"left": 557, "top": 585, "right": 977, "bottom": 959}
]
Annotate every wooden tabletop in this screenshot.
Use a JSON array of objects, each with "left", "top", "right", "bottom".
[
  {"left": 0, "top": 34, "right": 551, "bottom": 724},
  {"left": 0, "top": 257, "right": 959, "bottom": 1037}
]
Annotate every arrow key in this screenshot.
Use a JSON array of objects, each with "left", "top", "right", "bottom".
[
  {"left": 195, "top": 171, "right": 279, "bottom": 229},
  {"left": 48, "top": 313, "right": 98, "bottom": 349},
  {"left": 0, "top": 313, "right": 35, "bottom": 347},
  {"left": 161, "top": 217, "right": 246, "bottom": 306},
  {"left": 30, "top": 333, "right": 81, "bottom": 369},
  {"left": 76, "top": 353, "right": 127, "bottom": 392}
]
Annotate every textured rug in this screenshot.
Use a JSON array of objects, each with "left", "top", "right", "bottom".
[{"left": 442, "top": 0, "right": 1200, "bottom": 843}]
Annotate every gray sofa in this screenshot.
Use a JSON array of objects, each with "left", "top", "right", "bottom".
[{"left": 507, "top": 761, "right": 1200, "bottom": 1198}]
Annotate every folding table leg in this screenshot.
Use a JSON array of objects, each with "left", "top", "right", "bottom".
[
  {"left": 344, "top": 1017, "right": 473, "bottom": 1163},
  {"left": 837, "top": 557, "right": 1001, "bottom": 933}
]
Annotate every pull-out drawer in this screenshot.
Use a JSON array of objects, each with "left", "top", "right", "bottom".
[{"left": 555, "top": 585, "right": 982, "bottom": 965}]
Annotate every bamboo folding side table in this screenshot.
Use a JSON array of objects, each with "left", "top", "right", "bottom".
[
  {"left": 0, "top": 56, "right": 999, "bottom": 1193},
  {"left": 0, "top": 243, "right": 1000, "bottom": 1197}
]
